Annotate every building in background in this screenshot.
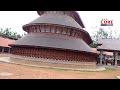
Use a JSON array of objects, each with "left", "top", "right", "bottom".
[
  {"left": 97, "top": 39, "right": 120, "bottom": 66},
  {"left": 0, "top": 35, "right": 15, "bottom": 53}
]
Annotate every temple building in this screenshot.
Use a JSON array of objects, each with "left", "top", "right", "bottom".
[{"left": 9, "top": 11, "right": 97, "bottom": 63}]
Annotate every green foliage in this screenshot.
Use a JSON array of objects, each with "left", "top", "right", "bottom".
[
  {"left": 90, "top": 27, "right": 120, "bottom": 48},
  {"left": 90, "top": 43, "right": 98, "bottom": 48},
  {"left": 92, "top": 27, "right": 110, "bottom": 43},
  {"left": 91, "top": 27, "right": 120, "bottom": 44},
  {"left": 0, "top": 28, "right": 23, "bottom": 40}
]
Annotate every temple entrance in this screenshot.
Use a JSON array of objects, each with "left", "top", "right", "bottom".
[
  {"left": 97, "top": 53, "right": 114, "bottom": 65},
  {"left": 97, "top": 50, "right": 118, "bottom": 66}
]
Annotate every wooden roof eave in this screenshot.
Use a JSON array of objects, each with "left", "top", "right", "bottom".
[
  {"left": 97, "top": 48, "right": 120, "bottom": 52},
  {"left": 22, "top": 23, "right": 92, "bottom": 45},
  {"left": 9, "top": 44, "right": 97, "bottom": 55}
]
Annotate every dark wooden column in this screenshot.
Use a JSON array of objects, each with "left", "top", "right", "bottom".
[
  {"left": 100, "top": 50, "right": 103, "bottom": 65},
  {"left": 113, "top": 51, "right": 115, "bottom": 65}
]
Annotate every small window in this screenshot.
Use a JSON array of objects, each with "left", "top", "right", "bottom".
[
  {"left": 66, "top": 29, "right": 71, "bottom": 35},
  {"left": 118, "top": 52, "right": 120, "bottom": 55},
  {"left": 36, "top": 26, "right": 40, "bottom": 32},
  {"left": 62, "top": 30, "right": 66, "bottom": 34},
  {"left": 71, "top": 30, "right": 76, "bottom": 37},
  {"left": 74, "top": 32, "right": 78, "bottom": 37},
  {"left": 41, "top": 26, "right": 45, "bottom": 32},
  {"left": 51, "top": 26, "right": 55, "bottom": 33},
  {"left": 37, "top": 29, "right": 40, "bottom": 32},
  {"left": 45, "top": 26, "right": 50, "bottom": 32},
  {"left": 56, "top": 28, "right": 61, "bottom": 34}
]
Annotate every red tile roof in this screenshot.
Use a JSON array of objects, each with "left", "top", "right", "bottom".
[
  {"left": 91, "top": 48, "right": 99, "bottom": 54},
  {"left": 92, "top": 48, "right": 113, "bottom": 55},
  {"left": 0, "top": 36, "right": 16, "bottom": 47}
]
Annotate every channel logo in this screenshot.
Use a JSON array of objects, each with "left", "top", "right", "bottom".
[{"left": 101, "top": 19, "right": 113, "bottom": 26}]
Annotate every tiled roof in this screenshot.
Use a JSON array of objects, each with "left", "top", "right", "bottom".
[
  {"left": 37, "top": 11, "right": 85, "bottom": 28},
  {"left": 92, "top": 48, "right": 99, "bottom": 54},
  {"left": 22, "top": 11, "right": 93, "bottom": 45},
  {"left": 92, "top": 48, "right": 113, "bottom": 55},
  {"left": 10, "top": 33, "right": 95, "bottom": 53},
  {"left": 0, "top": 36, "right": 16, "bottom": 47},
  {"left": 97, "top": 39, "right": 120, "bottom": 51}
]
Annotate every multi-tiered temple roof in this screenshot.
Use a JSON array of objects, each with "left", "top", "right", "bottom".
[
  {"left": 9, "top": 11, "right": 97, "bottom": 63},
  {"left": 10, "top": 11, "right": 94, "bottom": 53}
]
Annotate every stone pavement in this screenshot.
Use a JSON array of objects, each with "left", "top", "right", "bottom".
[{"left": 0, "top": 72, "right": 13, "bottom": 76}]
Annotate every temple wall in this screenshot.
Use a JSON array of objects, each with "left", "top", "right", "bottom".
[{"left": 11, "top": 46, "right": 97, "bottom": 63}]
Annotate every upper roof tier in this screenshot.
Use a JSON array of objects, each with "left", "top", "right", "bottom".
[
  {"left": 37, "top": 11, "right": 85, "bottom": 28},
  {"left": 23, "top": 11, "right": 84, "bottom": 30}
]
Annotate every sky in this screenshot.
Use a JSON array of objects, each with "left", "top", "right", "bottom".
[{"left": 0, "top": 11, "right": 120, "bottom": 37}]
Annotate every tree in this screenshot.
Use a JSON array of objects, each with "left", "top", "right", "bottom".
[
  {"left": 3, "top": 28, "right": 11, "bottom": 36},
  {"left": 90, "top": 27, "right": 118, "bottom": 48},
  {"left": 0, "top": 28, "right": 23, "bottom": 40},
  {"left": 92, "top": 27, "right": 109, "bottom": 44},
  {"left": 0, "top": 28, "right": 4, "bottom": 35},
  {"left": 16, "top": 34, "right": 22, "bottom": 39}
]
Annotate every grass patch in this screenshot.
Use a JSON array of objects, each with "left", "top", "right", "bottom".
[
  {"left": 33, "top": 66, "right": 100, "bottom": 72},
  {"left": 36, "top": 66, "right": 117, "bottom": 73},
  {"left": 105, "top": 68, "right": 116, "bottom": 71},
  {"left": 20, "top": 64, "right": 83, "bottom": 72},
  {"left": 79, "top": 68, "right": 116, "bottom": 73},
  {"left": 106, "top": 68, "right": 116, "bottom": 71},
  {"left": 101, "top": 68, "right": 116, "bottom": 72},
  {"left": 78, "top": 70, "right": 102, "bottom": 72}
]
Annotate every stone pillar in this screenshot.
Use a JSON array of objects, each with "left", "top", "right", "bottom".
[
  {"left": 100, "top": 50, "right": 103, "bottom": 65},
  {"left": 8, "top": 48, "right": 11, "bottom": 53},
  {"left": 2, "top": 47, "right": 4, "bottom": 52},
  {"left": 115, "top": 52, "right": 118, "bottom": 66}
]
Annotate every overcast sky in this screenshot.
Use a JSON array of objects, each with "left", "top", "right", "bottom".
[{"left": 0, "top": 11, "right": 120, "bottom": 37}]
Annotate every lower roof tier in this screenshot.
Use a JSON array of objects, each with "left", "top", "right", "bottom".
[{"left": 9, "top": 33, "right": 95, "bottom": 54}]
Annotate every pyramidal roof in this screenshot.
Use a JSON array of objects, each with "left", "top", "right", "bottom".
[
  {"left": 37, "top": 11, "right": 85, "bottom": 28},
  {"left": 22, "top": 11, "right": 92, "bottom": 45},
  {"left": 25, "top": 13, "right": 83, "bottom": 29},
  {"left": 9, "top": 11, "right": 95, "bottom": 54}
]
